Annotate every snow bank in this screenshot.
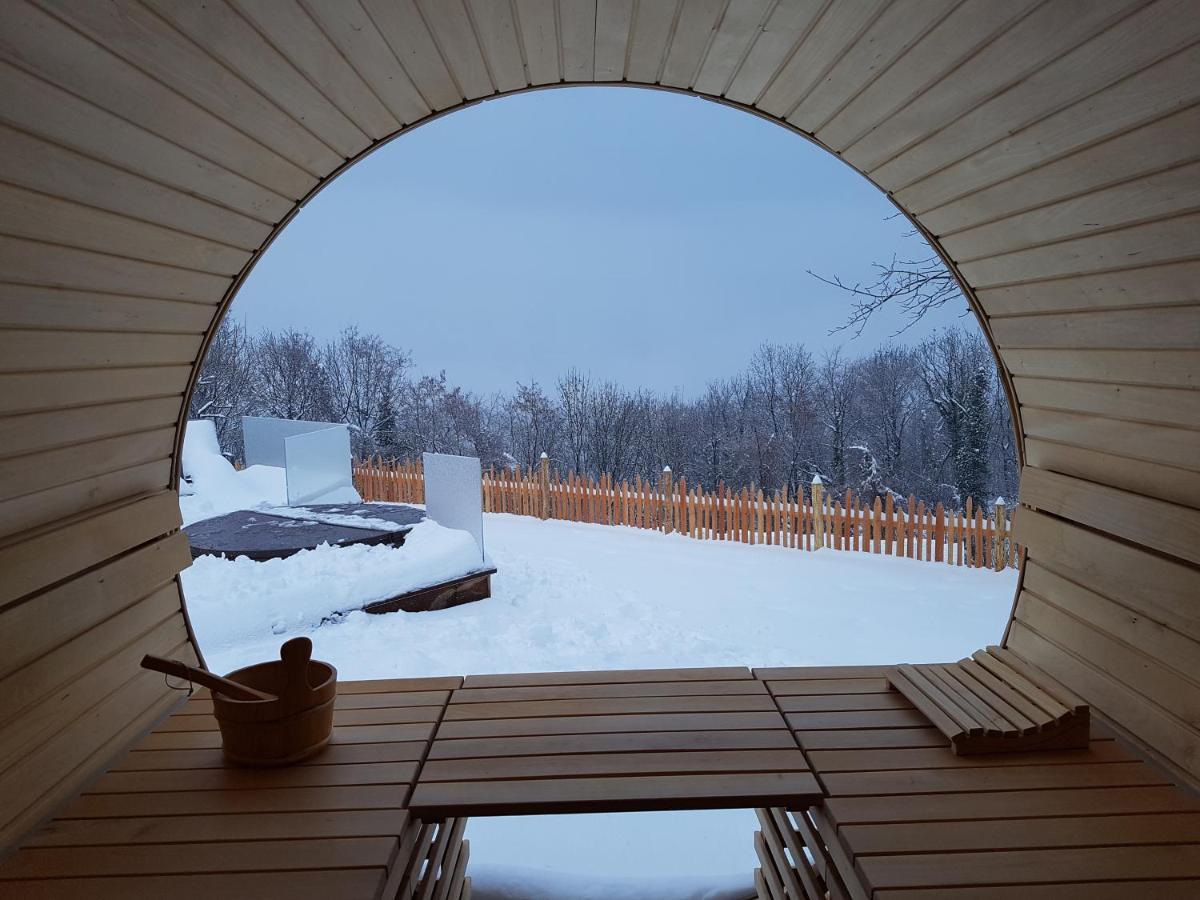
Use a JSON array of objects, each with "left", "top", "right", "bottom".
[
  {"left": 180, "top": 419, "right": 488, "bottom": 649},
  {"left": 469, "top": 864, "right": 753, "bottom": 900},
  {"left": 264, "top": 504, "right": 416, "bottom": 532},
  {"left": 182, "top": 520, "right": 485, "bottom": 653},
  {"left": 178, "top": 420, "right": 287, "bottom": 525}
]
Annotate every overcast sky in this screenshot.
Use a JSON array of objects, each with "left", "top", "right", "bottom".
[{"left": 230, "top": 86, "right": 969, "bottom": 397}]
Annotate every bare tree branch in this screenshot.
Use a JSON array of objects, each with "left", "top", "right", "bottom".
[{"left": 809, "top": 253, "right": 967, "bottom": 338}]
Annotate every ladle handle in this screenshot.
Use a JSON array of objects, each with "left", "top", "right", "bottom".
[
  {"left": 279, "top": 637, "right": 314, "bottom": 707},
  {"left": 140, "top": 654, "right": 275, "bottom": 702}
]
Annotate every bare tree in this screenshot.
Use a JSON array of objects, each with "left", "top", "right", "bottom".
[
  {"left": 505, "top": 382, "right": 561, "bottom": 469},
  {"left": 915, "top": 328, "right": 995, "bottom": 507},
  {"left": 323, "top": 327, "right": 409, "bottom": 456},
  {"left": 255, "top": 329, "right": 332, "bottom": 422},
  {"left": 586, "top": 381, "right": 645, "bottom": 480},
  {"left": 855, "top": 346, "right": 918, "bottom": 490},
  {"left": 187, "top": 318, "right": 255, "bottom": 458},
  {"left": 557, "top": 369, "right": 590, "bottom": 475},
  {"left": 190, "top": 319, "right": 1017, "bottom": 512},
  {"left": 818, "top": 349, "right": 860, "bottom": 492},
  {"left": 693, "top": 380, "right": 738, "bottom": 489}
]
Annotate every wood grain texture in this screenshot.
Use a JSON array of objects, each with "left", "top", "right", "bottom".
[
  {"left": 411, "top": 667, "right": 818, "bottom": 818},
  {"left": 0, "top": 678, "right": 460, "bottom": 894},
  {"left": 760, "top": 664, "right": 1200, "bottom": 897},
  {"left": 1020, "top": 466, "right": 1200, "bottom": 565},
  {"left": 3, "top": 0, "right": 1200, "bottom": 855}
]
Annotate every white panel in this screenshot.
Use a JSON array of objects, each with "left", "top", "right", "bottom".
[
  {"left": 242, "top": 415, "right": 340, "bottom": 468},
  {"left": 284, "top": 425, "right": 357, "bottom": 506},
  {"left": 422, "top": 452, "right": 484, "bottom": 561}
]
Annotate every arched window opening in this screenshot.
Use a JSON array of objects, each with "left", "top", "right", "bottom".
[{"left": 179, "top": 87, "right": 1019, "bottom": 891}]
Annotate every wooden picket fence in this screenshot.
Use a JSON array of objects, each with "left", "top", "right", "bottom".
[{"left": 353, "top": 457, "right": 1019, "bottom": 570}]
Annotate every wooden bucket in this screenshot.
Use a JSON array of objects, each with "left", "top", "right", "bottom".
[{"left": 211, "top": 637, "right": 337, "bottom": 767}]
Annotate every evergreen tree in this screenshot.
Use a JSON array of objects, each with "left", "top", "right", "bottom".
[
  {"left": 373, "top": 390, "right": 398, "bottom": 459},
  {"left": 853, "top": 445, "right": 888, "bottom": 501},
  {"left": 956, "top": 366, "right": 991, "bottom": 508}
]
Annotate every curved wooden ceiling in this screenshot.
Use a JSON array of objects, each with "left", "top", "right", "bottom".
[{"left": 1, "top": 0, "right": 1197, "bottom": 849}]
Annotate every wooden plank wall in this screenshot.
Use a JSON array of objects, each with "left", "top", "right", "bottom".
[{"left": 0, "top": 0, "right": 1197, "bottom": 850}]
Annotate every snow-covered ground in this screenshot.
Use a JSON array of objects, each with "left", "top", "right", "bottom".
[{"left": 183, "top": 503, "right": 1017, "bottom": 898}]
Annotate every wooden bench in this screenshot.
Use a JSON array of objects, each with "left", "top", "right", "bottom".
[
  {"left": 888, "top": 646, "right": 1090, "bottom": 754},
  {"left": 409, "top": 667, "right": 823, "bottom": 818},
  {"left": 6, "top": 663, "right": 1196, "bottom": 899},
  {"left": 753, "top": 665, "right": 1200, "bottom": 899},
  {"left": 0, "top": 677, "right": 471, "bottom": 900},
  {"left": 2, "top": 666, "right": 822, "bottom": 898}
]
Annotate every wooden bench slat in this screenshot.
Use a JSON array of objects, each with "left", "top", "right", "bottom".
[
  {"left": 410, "top": 771, "right": 824, "bottom": 817},
  {"left": 822, "top": 761, "right": 1171, "bottom": 797},
  {"left": 396, "top": 823, "right": 437, "bottom": 900},
  {"left": 419, "top": 749, "right": 811, "bottom": 783},
  {"left": 925, "top": 665, "right": 1013, "bottom": 735},
  {"left": 888, "top": 669, "right": 972, "bottom": 741},
  {"left": 949, "top": 660, "right": 1041, "bottom": 732},
  {"left": 416, "top": 818, "right": 464, "bottom": 900},
  {"left": 898, "top": 664, "right": 986, "bottom": 737},
  {"left": 62, "top": 784, "right": 410, "bottom": 818},
  {"left": 754, "top": 830, "right": 789, "bottom": 899},
  {"left": 88, "top": 761, "right": 419, "bottom": 794},
  {"left": 859, "top": 844, "right": 1200, "bottom": 889},
  {"left": 972, "top": 649, "right": 1071, "bottom": 720},
  {"left": 957, "top": 657, "right": 1049, "bottom": 725},
  {"left": 988, "top": 646, "right": 1089, "bottom": 714},
  {"left": 752, "top": 867, "right": 769, "bottom": 900},
  {"left": 437, "top": 710, "right": 787, "bottom": 739},
  {"left": 873, "top": 883, "right": 1200, "bottom": 900},
  {"left": 786, "top": 708, "right": 933, "bottom": 731},
  {"left": 755, "top": 808, "right": 810, "bottom": 900},
  {"left": 451, "top": 680, "right": 768, "bottom": 703},
  {"left": 433, "top": 836, "right": 468, "bottom": 900},
  {"left": 776, "top": 693, "right": 914, "bottom": 713},
  {"left": 786, "top": 808, "right": 844, "bottom": 899},
  {"left": 754, "top": 666, "right": 893, "bottom": 680},
  {"left": 0, "top": 837, "right": 398, "bottom": 879},
  {"left": 112, "top": 741, "right": 430, "bottom": 772},
  {"left": 0, "top": 870, "right": 388, "bottom": 900},
  {"left": 842, "top": 812, "right": 1200, "bottom": 855},
  {"left": 826, "top": 785, "right": 1200, "bottom": 826},
  {"left": 138, "top": 722, "right": 436, "bottom": 750},
  {"left": 807, "top": 740, "right": 1133, "bottom": 773},
  {"left": 24, "top": 809, "right": 411, "bottom": 847},
  {"left": 426, "top": 729, "right": 801, "bottom": 760},
  {"left": 795, "top": 727, "right": 945, "bottom": 750},
  {"left": 462, "top": 666, "right": 752, "bottom": 687},
  {"left": 443, "top": 693, "right": 777, "bottom": 721},
  {"left": 182, "top": 689, "right": 452, "bottom": 716},
  {"left": 158, "top": 705, "right": 442, "bottom": 732},
  {"left": 336, "top": 677, "right": 463, "bottom": 693},
  {"left": 765, "top": 678, "right": 891, "bottom": 696}
]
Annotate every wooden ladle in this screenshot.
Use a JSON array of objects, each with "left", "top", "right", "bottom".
[{"left": 140, "top": 654, "right": 276, "bottom": 702}]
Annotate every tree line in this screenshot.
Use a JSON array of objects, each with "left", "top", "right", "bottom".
[{"left": 191, "top": 321, "right": 1017, "bottom": 511}]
